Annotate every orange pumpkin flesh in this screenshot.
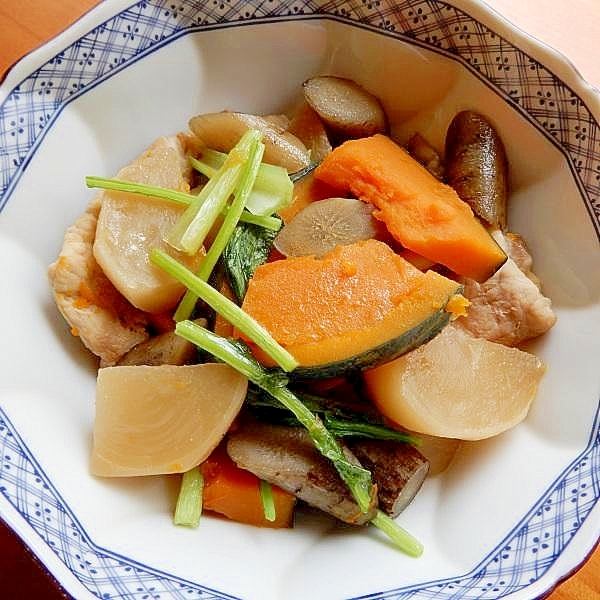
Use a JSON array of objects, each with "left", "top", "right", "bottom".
[
  {"left": 314, "top": 134, "right": 507, "bottom": 282},
  {"left": 239, "top": 239, "right": 466, "bottom": 377},
  {"left": 201, "top": 443, "right": 296, "bottom": 528}
]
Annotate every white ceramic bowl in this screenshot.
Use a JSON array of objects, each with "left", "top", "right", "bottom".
[{"left": 1, "top": 1, "right": 599, "bottom": 599}]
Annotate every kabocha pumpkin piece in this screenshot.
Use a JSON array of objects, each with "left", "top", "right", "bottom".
[
  {"left": 201, "top": 442, "right": 296, "bottom": 528},
  {"left": 238, "top": 238, "right": 468, "bottom": 378},
  {"left": 363, "top": 324, "right": 546, "bottom": 441},
  {"left": 91, "top": 363, "right": 247, "bottom": 477},
  {"left": 314, "top": 134, "right": 507, "bottom": 282}
]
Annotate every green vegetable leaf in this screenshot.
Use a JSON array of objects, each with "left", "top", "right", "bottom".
[{"left": 223, "top": 222, "right": 279, "bottom": 303}]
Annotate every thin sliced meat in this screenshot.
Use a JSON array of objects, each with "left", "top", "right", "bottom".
[
  {"left": 456, "top": 229, "right": 556, "bottom": 346},
  {"left": 48, "top": 195, "right": 151, "bottom": 366},
  {"left": 49, "top": 134, "right": 197, "bottom": 364},
  {"left": 504, "top": 231, "right": 542, "bottom": 287}
]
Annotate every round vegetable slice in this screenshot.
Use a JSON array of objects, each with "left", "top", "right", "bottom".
[
  {"left": 363, "top": 324, "right": 546, "bottom": 440},
  {"left": 302, "top": 76, "right": 388, "bottom": 140},
  {"left": 92, "top": 136, "right": 203, "bottom": 314},
  {"left": 273, "top": 197, "right": 381, "bottom": 258},
  {"left": 91, "top": 363, "right": 248, "bottom": 477}
]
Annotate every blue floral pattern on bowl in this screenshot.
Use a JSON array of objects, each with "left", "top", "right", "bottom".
[{"left": 1, "top": 1, "right": 599, "bottom": 599}]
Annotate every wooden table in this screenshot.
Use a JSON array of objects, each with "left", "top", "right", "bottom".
[{"left": 0, "top": 1, "right": 598, "bottom": 598}]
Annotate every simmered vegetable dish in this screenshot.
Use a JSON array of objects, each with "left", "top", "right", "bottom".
[{"left": 48, "top": 76, "right": 556, "bottom": 556}]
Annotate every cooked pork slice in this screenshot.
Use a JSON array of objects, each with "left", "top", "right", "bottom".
[
  {"left": 227, "top": 421, "right": 378, "bottom": 525},
  {"left": 503, "top": 231, "right": 542, "bottom": 287},
  {"left": 49, "top": 134, "right": 197, "bottom": 365},
  {"left": 48, "top": 196, "right": 151, "bottom": 366},
  {"left": 456, "top": 229, "right": 556, "bottom": 346}
]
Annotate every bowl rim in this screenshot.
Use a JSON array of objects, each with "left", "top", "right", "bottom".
[{"left": 1, "top": 2, "right": 599, "bottom": 600}]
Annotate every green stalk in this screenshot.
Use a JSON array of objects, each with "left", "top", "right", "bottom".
[
  {"left": 190, "top": 150, "right": 293, "bottom": 216},
  {"left": 322, "top": 415, "right": 419, "bottom": 444},
  {"left": 174, "top": 323, "right": 424, "bottom": 557},
  {"left": 370, "top": 510, "right": 423, "bottom": 557},
  {"left": 85, "top": 176, "right": 195, "bottom": 206},
  {"left": 259, "top": 480, "right": 277, "bottom": 522},
  {"left": 227, "top": 209, "right": 282, "bottom": 231},
  {"left": 189, "top": 155, "right": 217, "bottom": 179},
  {"left": 173, "top": 467, "right": 204, "bottom": 528},
  {"left": 167, "top": 130, "right": 262, "bottom": 255},
  {"left": 173, "top": 322, "right": 373, "bottom": 513},
  {"left": 174, "top": 138, "right": 265, "bottom": 321},
  {"left": 150, "top": 249, "right": 298, "bottom": 372},
  {"left": 191, "top": 148, "right": 223, "bottom": 173},
  {"left": 86, "top": 176, "right": 279, "bottom": 230}
]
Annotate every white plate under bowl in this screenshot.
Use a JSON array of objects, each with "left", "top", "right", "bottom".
[{"left": 1, "top": 1, "right": 599, "bottom": 599}]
